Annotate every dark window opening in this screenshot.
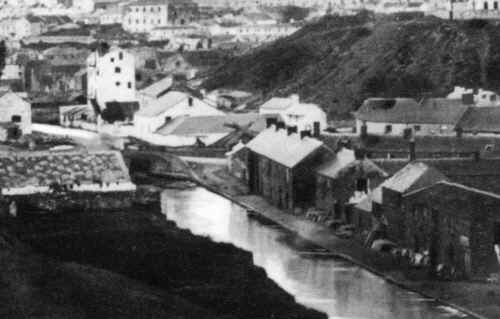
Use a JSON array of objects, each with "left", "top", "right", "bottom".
[
  {"left": 414, "top": 125, "right": 421, "bottom": 131},
  {"left": 385, "top": 125, "right": 392, "bottom": 134},
  {"left": 119, "top": 52, "right": 123, "bottom": 60},
  {"left": 110, "top": 57, "right": 114, "bottom": 62},
  {"left": 356, "top": 178, "right": 368, "bottom": 193},
  {"left": 485, "top": 1, "right": 489, "bottom": 9},
  {"left": 116, "top": 81, "right": 121, "bottom": 86},
  {"left": 115, "top": 67, "right": 121, "bottom": 73},
  {"left": 128, "top": 82, "right": 132, "bottom": 89},
  {"left": 11, "top": 115, "right": 21, "bottom": 123}
]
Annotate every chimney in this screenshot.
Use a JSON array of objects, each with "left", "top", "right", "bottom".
[
  {"left": 409, "top": 137, "right": 416, "bottom": 161},
  {"left": 275, "top": 121, "right": 285, "bottom": 131},
  {"left": 266, "top": 117, "right": 277, "bottom": 128},
  {"left": 360, "top": 121, "right": 368, "bottom": 139},
  {"left": 456, "top": 126, "right": 463, "bottom": 138},
  {"left": 300, "top": 130, "right": 311, "bottom": 139},
  {"left": 313, "top": 121, "right": 321, "bottom": 138},
  {"left": 462, "top": 93, "right": 474, "bottom": 105},
  {"left": 287, "top": 126, "right": 297, "bottom": 135},
  {"left": 188, "top": 96, "right": 193, "bottom": 106}
]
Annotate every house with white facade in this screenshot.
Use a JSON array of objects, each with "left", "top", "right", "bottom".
[
  {"left": 0, "top": 90, "right": 32, "bottom": 140},
  {"left": 355, "top": 97, "right": 471, "bottom": 137},
  {"left": 134, "top": 91, "right": 224, "bottom": 135},
  {"left": 99, "top": 6, "right": 124, "bottom": 25},
  {"left": 259, "top": 94, "right": 327, "bottom": 133},
  {"left": 86, "top": 48, "right": 136, "bottom": 112},
  {"left": 447, "top": 86, "right": 500, "bottom": 107},
  {"left": 123, "top": 0, "right": 169, "bottom": 33}
]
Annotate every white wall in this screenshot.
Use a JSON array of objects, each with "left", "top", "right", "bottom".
[
  {"left": 356, "top": 120, "right": 457, "bottom": 136},
  {"left": 123, "top": 3, "right": 169, "bottom": 33},
  {"left": 87, "top": 49, "right": 136, "bottom": 109}
]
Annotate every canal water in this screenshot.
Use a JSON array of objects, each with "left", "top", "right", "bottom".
[{"left": 162, "top": 187, "right": 470, "bottom": 319}]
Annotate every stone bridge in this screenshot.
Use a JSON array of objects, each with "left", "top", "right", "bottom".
[{"left": 122, "top": 150, "right": 196, "bottom": 181}]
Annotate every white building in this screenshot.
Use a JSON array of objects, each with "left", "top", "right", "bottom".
[
  {"left": 447, "top": 86, "right": 500, "bottom": 107},
  {"left": 134, "top": 91, "right": 224, "bottom": 135},
  {"left": 99, "top": 7, "right": 124, "bottom": 25},
  {"left": 259, "top": 94, "right": 327, "bottom": 133},
  {"left": 123, "top": 0, "right": 169, "bottom": 33},
  {"left": 0, "top": 91, "right": 32, "bottom": 136},
  {"left": 87, "top": 48, "right": 136, "bottom": 111}
]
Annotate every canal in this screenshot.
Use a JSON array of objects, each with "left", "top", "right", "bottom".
[{"left": 162, "top": 187, "right": 470, "bottom": 319}]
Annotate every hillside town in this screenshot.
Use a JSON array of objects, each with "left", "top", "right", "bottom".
[{"left": 2, "top": 0, "right": 500, "bottom": 319}]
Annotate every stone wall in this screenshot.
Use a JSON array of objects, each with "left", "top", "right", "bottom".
[{"left": 2, "top": 190, "right": 135, "bottom": 215}]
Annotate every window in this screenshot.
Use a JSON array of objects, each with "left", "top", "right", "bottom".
[
  {"left": 116, "top": 81, "right": 121, "bottom": 86},
  {"left": 495, "top": 1, "right": 499, "bottom": 9},
  {"left": 355, "top": 178, "right": 368, "bottom": 193},
  {"left": 485, "top": 1, "right": 489, "bottom": 9},
  {"left": 158, "top": 6, "right": 162, "bottom": 11},
  {"left": 11, "top": 115, "right": 21, "bottom": 123},
  {"left": 119, "top": 52, "right": 123, "bottom": 60},
  {"left": 414, "top": 125, "right": 421, "bottom": 131},
  {"left": 127, "top": 82, "right": 132, "bottom": 89},
  {"left": 385, "top": 125, "right": 392, "bottom": 134},
  {"left": 115, "top": 67, "right": 121, "bottom": 73},
  {"left": 110, "top": 57, "right": 114, "bottom": 62},
  {"left": 151, "top": 7, "right": 154, "bottom": 12},
  {"left": 136, "top": 19, "right": 139, "bottom": 24}
]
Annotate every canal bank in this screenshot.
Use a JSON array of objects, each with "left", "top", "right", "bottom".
[{"left": 189, "top": 163, "right": 498, "bottom": 319}]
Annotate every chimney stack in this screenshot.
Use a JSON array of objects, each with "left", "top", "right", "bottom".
[
  {"left": 409, "top": 137, "right": 416, "bottom": 161},
  {"left": 188, "top": 96, "right": 193, "bottom": 106},
  {"left": 276, "top": 121, "right": 285, "bottom": 131},
  {"left": 313, "top": 121, "right": 321, "bottom": 138},
  {"left": 266, "top": 117, "right": 277, "bottom": 128},
  {"left": 287, "top": 126, "right": 297, "bottom": 136},
  {"left": 360, "top": 121, "right": 368, "bottom": 139}
]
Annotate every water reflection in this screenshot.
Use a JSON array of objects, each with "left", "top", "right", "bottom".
[{"left": 162, "top": 187, "right": 469, "bottom": 319}]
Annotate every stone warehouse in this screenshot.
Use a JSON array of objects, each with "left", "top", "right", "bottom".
[
  {"left": 0, "top": 150, "right": 136, "bottom": 215},
  {"left": 402, "top": 181, "right": 500, "bottom": 278},
  {"left": 246, "top": 122, "right": 333, "bottom": 212}
]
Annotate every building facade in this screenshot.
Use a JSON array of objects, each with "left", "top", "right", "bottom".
[
  {"left": 86, "top": 48, "right": 136, "bottom": 111},
  {"left": 123, "top": 0, "right": 169, "bottom": 33}
]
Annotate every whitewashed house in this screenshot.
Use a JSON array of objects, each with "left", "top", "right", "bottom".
[
  {"left": 134, "top": 91, "right": 224, "bottom": 135},
  {"left": 259, "top": 94, "right": 327, "bottom": 133},
  {"left": 87, "top": 48, "right": 136, "bottom": 111},
  {"left": 355, "top": 97, "right": 470, "bottom": 136},
  {"left": 447, "top": 86, "right": 500, "bottom": 107},
  {"left": 0, "top": 90, "right": 31, "bottom": 140}
]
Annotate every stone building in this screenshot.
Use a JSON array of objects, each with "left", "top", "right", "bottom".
[
  {"left": 0, "top": 91, "right": 32, "bottom": 139},
  {"left": 402, "top": 181, "right": 500, "bottom": 278},
  {"left": 123, "top": 0, "right": 169, "bottom": 33},
  {"left": 246, "top": 122, "right": 333, "bottom": 212},
  {"left": 315, "top": 148, "right": 387, "bottom": 223}
]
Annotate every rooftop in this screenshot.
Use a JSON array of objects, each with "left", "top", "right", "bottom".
[
  {"left": 0, "top": 151, "right": 131, "bottom": 191},
  {"left": 246, "top": 126, "right": 324, "bottom": 168},
  {"left": 156, "top": 113, "right": 260, "bottom": 136},
  {"left": 456, "top": 107, "right": 500, "bottom": 133},
  {"left": 139, "top": 76, "right": 173, "bottom": 98},
  {"left": 355, "top": 97, "right": 470, "bottom": 125},
  {"left": 317, "top": 149, "right": 388, "bottom": 179},
  {"left": 136, "top": 91, "right": 191, "bottom": 117}
]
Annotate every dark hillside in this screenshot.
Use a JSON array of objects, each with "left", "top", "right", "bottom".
[{"left": 204, "top": 12, "right": 500, "bottom": 119}]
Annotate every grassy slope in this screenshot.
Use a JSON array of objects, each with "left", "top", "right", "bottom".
[
  {"left": 204, "top": 12, "right": 500, "bottom": 119},
  {"left": 7, "top": 208, "right": 326, "bottom": 319}
]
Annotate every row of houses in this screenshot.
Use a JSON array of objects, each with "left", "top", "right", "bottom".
[
  {"left": 355, "top": 89, "right": 500, "bottom": 138},
  {"left": 232, "top": 119, "right": 500, "bottom": 278}
]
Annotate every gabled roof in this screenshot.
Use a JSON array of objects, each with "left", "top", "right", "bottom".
[
  {"left": 246, "top": 126, "right": 324, "bottom": 168},
  {"left": 372, "top": 161, "right": 447, "bottom": 203},
  {"left": 156, "top": 113, "right": 260, "bottom": 136},
  {"left": 0, "top": 91, "right": 29, "bottom": 109},
  {"left": 317, "top": 148, "right": 388, "bottom": 179},
  {"left": 456, "top": 107, "right": 500, "bottom": 133},
  {"left": 139, "top": 76, "right": 173, "bottom": 98},
  {"left": 260, "top": 97, "right": 296, "bottom": 111},
  {"left": 404, "top": 180, "right": 500, "bottom": 200},
  {"left": 355, "top": 97, "right": 469, "bottom": 125},
  {"left": 136, "top": 91, "right": 191, "bottom": 117}
]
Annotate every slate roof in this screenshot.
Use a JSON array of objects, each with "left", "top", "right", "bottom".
[
  {"left": 0, "top": 151, "right": 131, "bottom": 190},
  {"left": 140, "top": 76, "right": 173, "bottom": 98},
  {"left": 355, "top": 97, "right": 469, "bottom": 125},
  {"left": 371, "top": 161, "right": 447, "bottom": 203},
  {"left": 456, "top": 107, "right": 500, "bottom": 133},
  {"left": 246, "top": 126, "right": 324, "bottom": 168},
  {"left": 136, "top": 91, "right": 191, "bottom": 117},
  {"left": 156, "top": 113, "right": 260, "bottom": 136}
]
